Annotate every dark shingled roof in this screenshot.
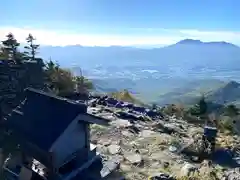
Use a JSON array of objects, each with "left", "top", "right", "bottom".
[{"left": 5, "top": 88, "right": 87, "bottom": 151}]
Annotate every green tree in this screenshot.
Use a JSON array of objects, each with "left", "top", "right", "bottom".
[
  {"left": 189, "top": 95, "right": 208, "bottom": 116},
  {"left": 151, "top": 103, "right": 158, "bottom": 110},
  {"left": 45, "top": 59, "right": 59, "bottom": 72},
  {"left": 44, "top": 60, "right": 75, "bottom": 95},
  {"left": 53, "top": 68, "right": 76, "bottom": 95},
  {"left": 44, "top": 60, "right": 59, "bottom": 81},
  {"left": 74, "top": 68, "right": 94, "bottom": 94},
  {"left": 24, "top": 33, "right": 40, "bottom": 61},
  {"left": 223, "top": 104, "right": 239, "bottom": 117},
  {"left": 1, "top": 33, "right": 20, "bottom": 63},
  {"left": 0, "top": 46, "right": 8, "bottom": 59},
  {"left": 199, "top": 95, "right": 207, "bottom": 115}
]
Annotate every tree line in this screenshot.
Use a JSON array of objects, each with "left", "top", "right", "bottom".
[
  {"left": 0, "top": 33, "right": 93, "bottom": 96},
  {"left": 0, "top": 33, "right": 39, "bottom": 63}
]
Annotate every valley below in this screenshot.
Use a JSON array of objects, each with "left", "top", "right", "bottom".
[
  {"left": 40, "top": 39, "right": 240, "bottom": 107},
  {"left": 85, "top": 66, "right": 240, "bottom": 107}
]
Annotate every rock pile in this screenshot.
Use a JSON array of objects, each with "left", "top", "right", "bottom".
[
  {"left": 89, "top": 95, "right": 163, "bottom": 120},
  {"left": 88, "top": 97, "right": 240, "bottom": 180}
]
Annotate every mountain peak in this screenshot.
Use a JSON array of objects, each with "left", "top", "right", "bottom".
[
  {"left": 176, "top": 39, "right": 203, "bottom": 45},
  {"left": 224, "top": 81, "right": 240, "bottom": 89},
  {"left": 175, "top": 39, "right": 238, "bottom": 48}
]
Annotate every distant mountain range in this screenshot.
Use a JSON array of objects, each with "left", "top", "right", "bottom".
[
  {"left": 175, "top": 39, "right": 239, "bottom": 48},
  {"left": 39, "top": 39, "right": 240, "bottom": 71},
  {"left": 38, "top": 39, "right": 240, "bottom": 106}
]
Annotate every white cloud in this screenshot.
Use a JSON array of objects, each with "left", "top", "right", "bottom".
[{"left": 0, "top": 26, "right": 239, "bottom": 46}]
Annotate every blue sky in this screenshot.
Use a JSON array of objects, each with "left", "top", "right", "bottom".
[{"left": 0, "top": 0, "right": 239, "bottom": 46}]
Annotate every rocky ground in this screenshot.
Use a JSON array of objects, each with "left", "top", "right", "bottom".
[{"left": 88, "top": 97, "right": 240, "bottom": 180}]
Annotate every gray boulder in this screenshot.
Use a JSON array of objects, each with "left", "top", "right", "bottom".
[
  {"left": 132, "top": 106, "right": 146, "bottom": 113},
  {"left": 149, "top": 173, "right": 176, "bottom": 180},
  {"left": 115, "top": 102, "right": 124, "bottom": 108},
  {"left": 106, "top": 97, "right": 118, "bottom": 106},
  {"left": 124, "top": 152, "right": 142, "bottom": 165},
  {"left": 145, "top": 109, "right": 163, "bottom": 119},
  {"left": 115, "top": 111, "right": 142, "bottom": 121}
]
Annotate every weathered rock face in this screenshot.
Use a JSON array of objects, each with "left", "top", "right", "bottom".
[
  {"left": 0, "top": 60, "right": 44, "bottom": 116},
  {"left": 89, "top": 102, "right": 240, "bottom": 180}
]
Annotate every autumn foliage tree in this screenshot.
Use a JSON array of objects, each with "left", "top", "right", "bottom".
[
  {"left": 44, "top": 60, "right": 73, "bottom": 94},
  {"left": 44, "top": 60, "right": 94, "bottom": 96}
]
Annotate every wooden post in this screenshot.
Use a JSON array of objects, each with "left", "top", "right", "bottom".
[
  {"left": 48, "top": 151, "right": 59, "bottom": 180},
  {"left": 19, "top": 166, "right": 32, "bottom": 180}
]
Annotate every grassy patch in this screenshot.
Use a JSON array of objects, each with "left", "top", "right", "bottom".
[{"left": 109, "top": 89, "right": 145, "bottom": 105}]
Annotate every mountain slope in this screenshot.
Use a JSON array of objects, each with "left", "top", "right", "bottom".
[
  {"left": 154, "top": 79, "right": 226, "bottom": 105},
  {"left": 153, "top": 80, "right": 240, "bottom": 107},
  {"left": 206, "top": 81, "right": 240, "bottom": 105}
]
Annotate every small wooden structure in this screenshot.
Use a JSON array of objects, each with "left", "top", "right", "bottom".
[{"left": 2, "top": 88, "right": 110, "bottom": 180}]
